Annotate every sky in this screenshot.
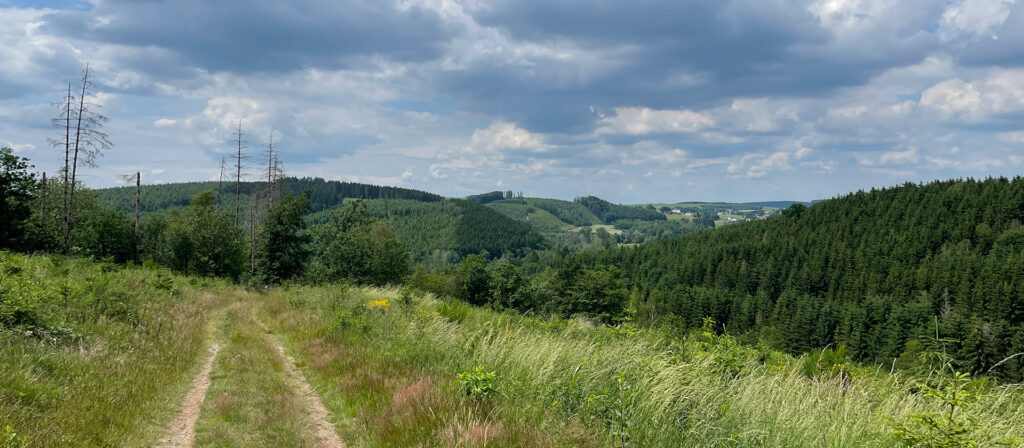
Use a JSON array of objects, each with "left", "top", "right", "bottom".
[{"left": 1, "top": 0, "right": 1023, "bottom": 203}]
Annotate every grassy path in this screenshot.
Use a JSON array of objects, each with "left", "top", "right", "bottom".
[
  {"left": 179, "top": 300, "right": 343, "bottom": 447},
  {"left": 260, "top": 320, "right": 346, "bottom": 448},
  {"left": 155, "top": 342, "right": 221, "bottom": 448}
]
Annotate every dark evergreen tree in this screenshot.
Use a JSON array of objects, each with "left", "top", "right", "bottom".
[
  {"left": 255, "top": 191, "right": 312, "bottom": 284},
  {"left": 0, "top": 147, "right": 38, "bottom": 251}
]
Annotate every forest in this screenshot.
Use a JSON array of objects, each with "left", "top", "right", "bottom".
[{"left": 581, "top": 178, "right": 1024, "bottom": 380}]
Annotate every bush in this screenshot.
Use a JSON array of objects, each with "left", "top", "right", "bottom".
[{"left": 458, "top": 366, "right": 496, "bottom": 400}]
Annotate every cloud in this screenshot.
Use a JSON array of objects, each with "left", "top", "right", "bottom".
[
  {"left": 998, "top": 131, "right": 1024, "bottom": 143},
  {"left": 596, "top": 107, "right": 713, "bottom": 135},
  {"left": 879, "top": 147, "right": 920, "bottom": 165},
  {"left": 40, "top": 0, "right": 451, "bottom": 74},
  {"left": 1, "top": 0, "right": 1024, "bottom": 203},
  {"left": 470, "top": 121, "right": 550, "bottom": 152},
  {"left": 3, "top": 141, "right": 36, "bottom": 152},
  {"left": 940, "top": 0, "right": 1015, "bottom": 39},
  {"left": 920, "top": 79, "right": 982, "bottom": 114}
]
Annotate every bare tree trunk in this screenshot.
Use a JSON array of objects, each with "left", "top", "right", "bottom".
[
  {"left": 68, "top": 63, "right": 90, "bottom": 253},
  {"left": 250, "top": 192, "right": 259, "bottom": 275},
  {"left": 266, "top": 132, "right": 274, "bottom": 198},
  {"left": 234, "top": 120, "right": 245, "bottom": 227},
  {"left": 40, "top": 172, "right": 47, "bottom": 223},
  {"left": 62, "top": 83, "right": 72, "bottom": 253},
  {"left": 135, "top": 171, "right": 141, "bottom": 234},
  {"left": 135, "top": 171, "right": 141, "bottom": 261}
]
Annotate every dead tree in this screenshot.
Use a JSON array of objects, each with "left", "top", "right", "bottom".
[
  {"left": 233, "top": 120, "right": 248, "bottom": 227},
  {"left": 120, "top": 171, "right": 141, "bottom": 234},
  {"left": 262, "top": 131, "right": 286, "bottom": 207},
  {"left": 39, "top": 172, "right": 47, "bottom": 223},
  {"left": 49, "top": 83, "right": 74, "bottom": 250},
  {"left": 249, "top": 191, "right": 260, "bottom": 275},
  {"left": 120, "top": 171, "right": 142, "bottom": 259},
  {"left": 263, "top": 131, "right": 274, "bottom": 204},
  {"left": 66, "top": 63, "right": 113, "bottom": 252},
  {"left": 218, "top": 155, "right": 226, "bottom": 190}
]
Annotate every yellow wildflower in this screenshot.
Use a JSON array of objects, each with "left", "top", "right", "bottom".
[{"left": 366, "top": 299, "right": 390, "bottom": 309}]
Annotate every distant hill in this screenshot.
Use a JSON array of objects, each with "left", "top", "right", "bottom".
[
  {"left": 96, "top": 179, "right": 540, "bottom": 265},
  {"left": 742, "top": 201, "right": 812, "bottom": 208},
  {"left": 306, "top": 198, "right": 543, "bottom": 263},
  {"left": 575, "top": 177, "right": 1024, "bottom": 380},
  {"left": 97, "top": 177, "right": 441, "bottom": 215}
]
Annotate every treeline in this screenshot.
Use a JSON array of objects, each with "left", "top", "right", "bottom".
[
  {"left": 575, "top": 196, "right": 666, "bottom": 223},
  {"left": 613, "top": 216, "right": 715, "bottom": 244},
  {"left": 304, "top": 198, "right": 545, "bottom": 266},
  {"left": 101, "top": 180, "right": 541, "bottom": 269},
  {"left": 0, "top": 147, "right": 410, "bottom": 287},
  {"left": 466, "top": 190, "right": 522, "bottom": 204},
  {"left": 559, "top": 178, "right": 1024, "bottom": 380},
  {"left": 98, "top": 177, "right": 442, "bottom": 215},
  {"left": 531, "top": 198, "right": 600, "bottom": 226},
  {"left": 411, "top": 254, "right": 628, "bottom": 324}
]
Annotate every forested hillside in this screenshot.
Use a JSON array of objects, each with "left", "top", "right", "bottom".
[
  {"left": 471, "top": 192, "right": 713, "bottom": 247},
  {"left": 97, "top": 177, "right": 441, "bottom": 214},
  {"left": 572, "top": 178, "right": 1024, "bottom": 380},
  {"left": 99, "top": 180, "right": 540, "bottom": 265},
  {"left": 576, "top": 195, "right": 666, "bottom": 223},
  {"left": 306, "top": 198, "right": 544, "bottom": 264}
]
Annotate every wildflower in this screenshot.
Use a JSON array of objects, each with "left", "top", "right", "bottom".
[{"left": 366, "top": 299, "right": 390, "bottom": 309}]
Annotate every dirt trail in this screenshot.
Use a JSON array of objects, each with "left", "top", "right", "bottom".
[
  {"left": 155, "top": 342, "right": 221, "bottom": 448},
  {"left": 262, "top": 324, "right": 345, "bottom": 448}
]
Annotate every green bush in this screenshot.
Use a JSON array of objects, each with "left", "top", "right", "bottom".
[{"left": 458, "top": 366, "right": 496, "bottom": 400}]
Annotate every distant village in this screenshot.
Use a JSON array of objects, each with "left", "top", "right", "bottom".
[{"left": 665, "top": 206, "right": 778, "bottom": 224}]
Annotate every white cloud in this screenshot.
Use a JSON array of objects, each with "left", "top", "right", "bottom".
[
  {"left": 920, "top": 71, "right": 1024, "bottom": 118},
  {"left": 4, "top": 141, "right": 36, "bottom": 152},
  {"left": 596, "top": 107, "right": 713, "bottom": 135},
  {"left": 940, "top": 0, "right": 1015, "bottom": 39},
  {"left": 728, "top": 98, "right": 802, "bottom": 132},
  {"left": 879, "top": 147, "right": 920, "bottom": 165},
  {"left": 920, "top": 79, "right": 982, "bottom": 114},
  {"left": 470, "top": 121, "right": 550, "bottom": 152},
  {"left": 998, "top": 131, "right": 1024, "bottom": 143},
  {"left": 728, "top": 152, "right": 793, "bottom": 178},
  {"left": 153, "top": 118, "right": 177, "bottom": 127},
  {"left": 429, "top": 158, "right": 473, "bottom": 179}
]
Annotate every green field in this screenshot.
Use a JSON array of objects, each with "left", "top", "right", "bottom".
[{"left": 2, "top": 253, "right": 1023, "bottom": 447}]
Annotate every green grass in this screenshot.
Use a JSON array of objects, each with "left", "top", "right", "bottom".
[
  {"left": 0, "top": 253, "right": 229, "bottom": 447},
  {"left": 263, "top": 285, "right": 1024, "bottom": 448},
  {"left": 4, "top": 255, "right": 1023, "bottom": 447},
  {"left": 193, "top": 300, "right": 318, "bottom": 447},
  {"left": 258, "top": 286, "right": 598, "bottom": 447}
]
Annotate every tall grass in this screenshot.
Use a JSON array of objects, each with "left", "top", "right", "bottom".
[
  {"left": 270, "top": 285, "right": 1024, "bottom": 447},
  {"left": 0, "top": 253, "right": 229, "bottom": 447}
]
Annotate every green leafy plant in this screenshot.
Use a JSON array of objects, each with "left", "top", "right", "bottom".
[
  {"left": 609, "top": 371, "right": 633, "bottom": 448},
  {"left": 458, "top": 365, "right": 496, "bottom": 400},
  {"left": 2, "top": 425, "right": 27, "bottom": 448},
  {"left": 892, "top": 371, "right": 1017, "bottom": 447}
]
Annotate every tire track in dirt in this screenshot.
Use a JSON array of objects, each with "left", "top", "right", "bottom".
[
  {"left": 261, "top": 322, "right": 345, "bottom": 448},
  {"left": 155, "top": 341, "right": 221, "bottom": 448}
]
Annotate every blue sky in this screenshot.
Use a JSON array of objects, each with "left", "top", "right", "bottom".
[{"left": 1, "top": 0, "right": 1023, "bottom": 202}]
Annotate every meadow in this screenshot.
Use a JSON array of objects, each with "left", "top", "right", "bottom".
[
  {"left": 258, "top": 284, "right": 1024, "bottom": 447},
  {"left": 2, "top": 252, "right": 1023, "bottom": 447}
]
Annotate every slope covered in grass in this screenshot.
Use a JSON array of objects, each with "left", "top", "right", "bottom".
[
  {"left": 0, "top": 253, "right": 230, "bottom": 447},
  {"left": 260, "top": 284, "right": 1024, "bottom": 447}
]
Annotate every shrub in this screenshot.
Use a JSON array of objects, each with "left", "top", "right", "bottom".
[{"left": 458, "top": 366, "right": 496, "bottom": 400}]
